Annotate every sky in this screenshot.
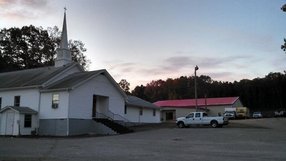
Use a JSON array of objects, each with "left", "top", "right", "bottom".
[{"left": 1, "top": 0, "right": 286, "bottom": 89}]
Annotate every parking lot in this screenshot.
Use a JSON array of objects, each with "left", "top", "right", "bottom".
[{"left": 0, "top": 118, "right": 286, "bottom": 161}]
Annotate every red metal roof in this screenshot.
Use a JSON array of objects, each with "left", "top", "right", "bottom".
[{"left": 153, "top": 97, "right": 239, "bottom": 108}]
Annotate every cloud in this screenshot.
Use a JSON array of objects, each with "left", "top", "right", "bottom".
[
  {"left": 0, "top": 0, "right": 50, "bottom": 20},
  {"left": 106, "top": 54, "right": 255, "bottom": 89}
]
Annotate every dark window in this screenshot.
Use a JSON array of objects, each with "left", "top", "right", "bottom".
[
  {"left": 139, "top": 108, "right": 143, "bottom": 116},
  {"left": 203, "top": 113, "right": 208, "bottom": 117},
  {"left": 195, "top": 113, "right": 201, "bottom": 118},
  {"left": 124, "top": 105, "right": 127, "bottom": 114},
  {"left": 52, "top": 94, "right": 59, "bottom": 109},
  {"left": 0, "top": 97, "right": 2, "bottom": 109},
  {"left": 14, "top": 96, "right": 20, "bottom": 107},
  {"left": 24, "top": 114, "right": 32, "bottom": 128},
  {"left": 153, "top": 109, "right": 156, "bottom": 116}
]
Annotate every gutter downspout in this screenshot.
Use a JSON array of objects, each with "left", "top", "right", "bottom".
[
  {"left": 37, "top": 91, "right": 42, "bottom": 135},
  {"left": 66, "top": 92, "right": 70, "bottom": 136}
]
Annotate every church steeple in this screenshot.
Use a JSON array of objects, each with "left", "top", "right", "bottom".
[{"left": 55, "top": 8, "right": 72, "bottom": 67}]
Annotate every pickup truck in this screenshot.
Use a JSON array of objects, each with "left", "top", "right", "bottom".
[{"left": 176, "top": 112, "right": 229, "bottom": 128}]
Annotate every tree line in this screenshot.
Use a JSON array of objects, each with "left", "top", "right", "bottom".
[
  {"left": 0, "top": 25, "right": 89, "bottom": 72},
  {"left": 131, "top": 72, "right": 286, "bottom": 112}
]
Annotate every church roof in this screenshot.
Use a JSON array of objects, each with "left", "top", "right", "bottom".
[
  {"left": 126, "top": 95, "right": 159, "bottom": 109},
  {"left": 0, "top": 63, "right": 78, "bottom": 91},
  {"left": 44, "top": 70, "right": 105, "bottom": 90},
  {"left": 42, "top": 69, "right": 127, "bottom": 98}
]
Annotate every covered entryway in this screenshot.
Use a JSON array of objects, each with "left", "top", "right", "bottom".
[
  {"left": 92, "top": 95, "right": 109, "bottom": 118},
  {"left": 0, "top": 106, "right": 38, "bottom": 136},
  {"left": 161, "top": 110, "right": 176, "bottom": 122}
]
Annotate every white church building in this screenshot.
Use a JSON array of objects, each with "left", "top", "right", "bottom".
[{"left": 0, "top": 11, "right": 160, "bottom": 136}]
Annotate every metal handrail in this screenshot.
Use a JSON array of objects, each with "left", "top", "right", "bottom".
[
  {"left": 94, "top": 111, "right": 130, "bottom": 126},
  {"left": 94, "top": 112, "right": 112, "bottom": 120},
  {"left": 107, "top": 110, "right": 130, "bottom": 123}
]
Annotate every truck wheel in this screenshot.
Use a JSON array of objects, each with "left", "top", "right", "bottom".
[
  {"left": 177, "top": 122, "right": 185, "bottom": 128},
  {"left": 210, "top": 121, "right": 218, "bottom": 128}
]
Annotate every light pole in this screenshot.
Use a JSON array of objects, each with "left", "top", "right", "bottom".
[{"left": 194, "top": 65, "right": 199, "bottom": 112}]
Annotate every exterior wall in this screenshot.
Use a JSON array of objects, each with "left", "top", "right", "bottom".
[
  {"left": 140, "top": 108, "right": 160, "bottom": 123},
  {"left": 125, "top": 106, "right": 160, "bottom": 123},
  {"left": 19, "top": 114, "right": 38, "bottom": 135},
  {"left": 125, "top": 106, "right": 139, "bottom": 122},
  {"left": 69, "top": 119, "right": 116, "bottom": 135},
  {"left": 69, "top": 74, "right": 125, "bottom": 119},
  {"left": 39, "top": 118, "right": 116, "bottom": 136},
  {"left": 0, "top": 89, "right": 40, "bottom": 111},
  {"left": 39, "top": 91, "right": 69, "bottom": 136},
  {"left": 39, "top": 119, "right": 67, "bottom": 136},
  {"left": 39, "top": 91, "right": 69, "bottom": 119},
  {"left": 175, "top": 108, "right": 197, "bottom": 118}
]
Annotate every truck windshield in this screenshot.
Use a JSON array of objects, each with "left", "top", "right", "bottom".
[{"left": 186, "top": 113, "right": 194, "bottom": 118}]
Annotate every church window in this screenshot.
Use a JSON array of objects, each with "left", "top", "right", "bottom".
[
  {"left": 139, "top": 108, "right": 143, "bottom": 116},
  {"left": 52, "top": 94, "right": 59, "bottom": 109},
  {"left": 0, "top": 97, "right": 2, "bottom": 109},
  {"left": 24, "top": 114, "right": 32, "bottom": 128},
  {"left": 14, "top": 96, "right": 20, "bottom": 107}
]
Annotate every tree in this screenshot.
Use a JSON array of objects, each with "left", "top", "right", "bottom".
[
  {"left": 281, "top": 38, "right": 286, "bottom": 54},
  {"left": 118, "top": 79, "right": 130, "bottom": 94},
  {"left": 0, "top": 25, "right": 89, "bottom": 72}
]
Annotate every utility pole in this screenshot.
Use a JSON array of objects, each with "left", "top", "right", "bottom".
[{"left": 194, "top": 65, "right": 199, "bottom": 112}]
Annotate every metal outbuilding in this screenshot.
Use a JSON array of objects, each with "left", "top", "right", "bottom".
[{"left": 154, "top": 97, "right": 243, "bottom": 121}]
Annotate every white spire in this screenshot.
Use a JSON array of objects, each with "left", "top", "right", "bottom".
[{"left": 55, "top": 8, "right": 72, "bottom": 67}]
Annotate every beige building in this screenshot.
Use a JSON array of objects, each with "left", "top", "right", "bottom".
[{"left": 154, "top": 97, "right": 243, "bottom": 122}]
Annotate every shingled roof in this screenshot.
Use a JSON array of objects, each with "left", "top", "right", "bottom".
[
  {"left": 44, "top": 70, "right": 105, "bottom": 90},
  {"left": 0, "top": 63, "right": 79, "bottom": 90},
  {"left": 0, "top": 106, "right": 38, "bottom": 114},
  {"left": 41, "top": 69, "right": 127, "bottom": 98},
  {"left": 126, "top": 96, "right": 159, "bottom": 109}
]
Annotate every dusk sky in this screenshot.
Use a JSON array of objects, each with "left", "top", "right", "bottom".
[{"left": 1, "top": 0, "right": 286, "bottom": 89}]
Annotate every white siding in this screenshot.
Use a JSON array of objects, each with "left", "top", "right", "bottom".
[
  {"left": 69, "top": 74, "right": 125, "bottom": 119},
  {"left": 125, "top": 107, "right": 140, "bottom": 122},
  {"left": 0, "top": 109, "right": 20, "bottom": 135},
  {"left": 19, "top": 114, "right": 38, "bottom": 135},
  {"left": 39, "top": 91, "right": 69, "bottom": 119},
  {"left": 125, "top": 106, "right": 161, "bottom": 123},
  {"left": 0, "top": 89, "right": 39, "bottom": 111}
]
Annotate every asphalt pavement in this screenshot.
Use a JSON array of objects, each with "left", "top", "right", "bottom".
[{"left": 0, "top": 118, "right": 286, "bottom": 161}]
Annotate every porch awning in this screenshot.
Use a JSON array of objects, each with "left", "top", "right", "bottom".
[{"left": 0, "top": 106, "right": 38, "bottom": 114}]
